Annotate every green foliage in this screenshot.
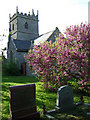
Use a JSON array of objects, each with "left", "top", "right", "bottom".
[
  {"left": 1, "top": 76, "right": 90, "bottom": 119},
  {"left": 2, "top": 59, "right": 21, "bottom": 76},
  {"left": 0, "top": 56, "right": 2, "bottom": 60},
  {"left": 25, "top": 23, "right": 89, "bottom": 92},
  {"left": 1, "top": 76, "right": 57, "bottom": 119},
  {"left": 48, "top": 105, "right": 89, "bottom": 120}
]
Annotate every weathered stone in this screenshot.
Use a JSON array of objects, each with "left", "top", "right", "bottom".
[
  {"left": 86, "top": 113, "right": 90, "bottom": 119},
  {"left": 7, "top": 9, "right": 60, "bottom": 76},
  {"left": 55, "top": 85, "right": 75, "bottom": 112},
  {"left": 9, "top": 84, "right": 40, "bottom": 120}
]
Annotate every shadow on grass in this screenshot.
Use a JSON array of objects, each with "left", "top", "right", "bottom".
[
  {"left": 2, "top": 76, "right": 39, "bottom": 84},
  {"left": 1, "top": 76, "right": 90, "bottom": 120},
  {"left": 48, "top": 105, "right": 89, "bottom": 120}
]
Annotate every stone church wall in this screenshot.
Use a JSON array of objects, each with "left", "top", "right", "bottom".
[
  {"left": 17, "top": 15, "right": 39, "bottom": 41},
  {"left": 7, "top": 39, "right": 17, "bottom": 62},
  {"left": 7, "top": 9, "right": 60, "bottom": 76},
  {"left": 7, "top": 39, "right": 25, "bottom": 70},
  {"left": 10, "top": 11, "right": 39, "bottom": 41},
  {"left": 47, "top": 27, "right": 60, "bottom": 43},
  {"left": 26, "top": 63, "right": 34, "bottom": 76},
  {"left": 15, "top": 52, "right": 26, "bottom": 69},
  {"left": 10, "top": 18, "right": 17, "bottom": 39}
]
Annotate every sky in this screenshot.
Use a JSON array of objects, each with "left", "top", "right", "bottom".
[{"left": 0, "top": 0, "right": 89, "bottom": 56}]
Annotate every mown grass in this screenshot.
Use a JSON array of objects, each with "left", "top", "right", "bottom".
[
  {"left": 1, "top": 76, "right": 90, "bottom": 120},
  {"left": 1, "top": 76, "right": 57, "bottom": 119}
]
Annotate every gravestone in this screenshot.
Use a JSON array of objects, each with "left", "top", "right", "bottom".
[
  {"left": 55, "top": 85, "right": 75, "bottom": 112},
  {"left": 9, "top": 84, "right": 40, "bottom": 120}
]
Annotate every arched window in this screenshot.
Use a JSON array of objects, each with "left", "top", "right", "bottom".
[
  {"left": 25, "top": 22, "right": 28, "bottom": 29},
  {"left": 12, "top": 24, "right": 14, "bottom": 30}
]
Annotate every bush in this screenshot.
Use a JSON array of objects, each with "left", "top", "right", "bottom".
[
  {"left": 25, "top": 23, "right": 89, "bottom": 91},
  {"left": 2, "top": 59, "right": 21, "bottom": 76}
]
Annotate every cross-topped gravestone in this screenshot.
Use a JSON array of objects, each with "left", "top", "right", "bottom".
[
  {"left": 55, "top": 85, "right": 75, "bottom": 112},
  {"left": 9, "top": 84, "right": 40, "bottom": 120}
]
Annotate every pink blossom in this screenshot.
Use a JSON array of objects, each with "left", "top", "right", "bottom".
[
  {"left": 78, "top": 81, "right": 82, "bottom": 84},
  {"left": 41, "top": 80, "right": 43, "bottom": 82},
  {"left": 24, "top": 23, "right": 88, "bottom": 91}
]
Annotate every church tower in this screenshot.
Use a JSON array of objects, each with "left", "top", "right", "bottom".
[{"left": 9, "top": 7, "right": 39, "bottom": 41}]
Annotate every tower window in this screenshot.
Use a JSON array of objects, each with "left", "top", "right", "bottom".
[
  {"left": 25, "top": 22, "right": 28, "bottom": 29},
  {"left": 12, "top": 24, "right": 14, "bottom": 30}
]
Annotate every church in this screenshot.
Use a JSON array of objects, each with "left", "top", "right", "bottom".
[{"left": 7, "top": 7, "right": 61, "bottom": 76}]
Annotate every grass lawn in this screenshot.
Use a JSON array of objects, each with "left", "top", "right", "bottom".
[{"left": 1, "top": 76, "right": 90, "bottom": 120}]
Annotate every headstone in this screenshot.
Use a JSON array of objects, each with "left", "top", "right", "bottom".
[
  {"left": 86, "top": 113, "right": 90, "bottom": 119},
  {"left": 9, "top": 84, "right": 40, "bottom": 120},
  {"left": 55, "top": 85, "right": 75, "bottom": 112}
]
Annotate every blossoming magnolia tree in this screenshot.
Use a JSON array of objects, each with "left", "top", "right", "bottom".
[{"left": 25, "top": 23, "right": 89, "bottom": 91}]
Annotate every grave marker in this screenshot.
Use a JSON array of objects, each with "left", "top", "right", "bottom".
[
  {"left": 55, "top": 85, "right": 75, "bottom": 112},
  {"left": 9, "top": 83, "right": 40, "bottom": 120}
]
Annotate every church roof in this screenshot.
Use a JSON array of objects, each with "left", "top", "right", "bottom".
[
  {"left": 13, "top": 39, "right": 31, "bottom": 52},
  {"left": 34, "top": 27, "right": 60, "bottom": 45},
  {"left": 12, "top": 27, "right": 60, "bottom": 52}
]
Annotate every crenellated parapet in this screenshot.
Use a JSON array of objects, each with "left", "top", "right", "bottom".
[
  {"left": 10, "top": 7, "right": 39, "bottom": 22},
  {"left": 9, "top": 6, "right": 39, "bottom": 41}
]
